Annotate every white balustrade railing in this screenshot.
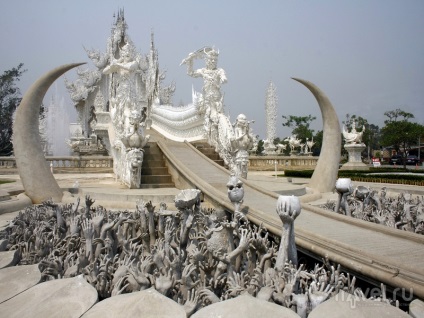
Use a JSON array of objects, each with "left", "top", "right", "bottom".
[
  {"left": 0, "top": 156, "right": 113, "bottom": 170},
  {"left": 1, "top": 155, "right": 317, "bottom": 173},
  {"left": 249, "top": 155, "right": 318, "bottom": 170}
]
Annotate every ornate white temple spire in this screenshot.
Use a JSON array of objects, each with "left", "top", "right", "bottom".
[
  {"left": 264, "top": 81, "right": 278, "bottom": 155},
  {"left": 150, "top": 29, "right": 155, "bottom": 51}
]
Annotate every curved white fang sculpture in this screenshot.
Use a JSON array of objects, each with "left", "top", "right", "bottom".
[
  {"left": 13, "top": 63, "right": 85, "bottom": 203},
  {"left": 292, "top": 78, "right": 341, "bottom": 193}
]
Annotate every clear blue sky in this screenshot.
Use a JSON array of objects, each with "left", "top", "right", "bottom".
[{"left": 1, "top": 0, "right": 423, "bottom": 139}]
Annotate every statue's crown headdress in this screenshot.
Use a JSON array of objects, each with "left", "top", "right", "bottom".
[{"left": 202, "top": 46, "right": 219, "bottom": 57}]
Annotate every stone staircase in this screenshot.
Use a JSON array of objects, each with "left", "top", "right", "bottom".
[
  {"left": 140, "top": 142, "right": 174, "bottom": 188},
  {"left": 192, "top": 142, "right": 226, "bottom": 168}
]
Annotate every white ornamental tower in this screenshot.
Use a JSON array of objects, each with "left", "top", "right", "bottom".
[{"left": 264, "top": 81, "right": 278, "bottom": 155}]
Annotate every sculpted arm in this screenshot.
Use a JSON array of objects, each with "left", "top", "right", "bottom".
[
  {"left": 188, "top": 64, "right": 203, "bottom": 78},
  {"left": 181, "top": 53, "right": 203, "bottom": 78},
  {"left": 103, "top": 59, "right": 138, "bottom": 74},
  {"left": 120, "top": 60, "right": 138, "bottom": 72},
  {"left": 275, "top": 196, "right": 300, "bottom": 270},
  {"left": 218, "top": 68, "right": 227, "bottom": 84}
]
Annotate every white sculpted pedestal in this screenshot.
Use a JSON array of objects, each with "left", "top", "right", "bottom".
[
  {"left": 340, "top": 143, "right": 369, "bottom": 170},
  {"left": 263, "top": 141, "right": 277, "bottom": 155},
  {"left": 341, "top": 121, "right": 369, "bottom": 170}
]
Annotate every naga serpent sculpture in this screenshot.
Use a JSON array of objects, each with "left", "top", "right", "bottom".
[
  {"left": 13, "top": 63, "right": 85, "bottom": 203},
  {"left": 292, "top": 78, "right": 341, "bottom": 193}
]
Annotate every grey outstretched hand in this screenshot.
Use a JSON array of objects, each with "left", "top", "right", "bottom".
[
  {"left": 183, "top": 290, "right": 199, "bottom": 317},
  {"left": 276, "top": 196, "right": 300, "bottom": 224},
  {"left": 154, "top": 268, "right": 175, "bottom": 296}
]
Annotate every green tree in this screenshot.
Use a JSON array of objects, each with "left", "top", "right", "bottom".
[
  {"left": 255, "top": 136, "right": 264, "bottom": 155},
  {"left": 282, "top": 114, "right": 316, "bottom": 141},
  {"left": 0, "top": 64, "right": 26, "bottom": 156},
  {"left": 380, "top": 109, "right": 424, "bottom": 168},
  {"left": 366, "top": 123, "right": 381, "bottom": 149},
  {"left": 383, "top": 109, "right": 414, "bottom": 123}
]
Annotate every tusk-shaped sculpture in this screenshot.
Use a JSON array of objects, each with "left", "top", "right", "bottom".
[
  {"left": 292, "top": 78, "right": 341, "bottom": 193},
  {"left": 13, "top": 63, "right": 85, "bottom": 204}
]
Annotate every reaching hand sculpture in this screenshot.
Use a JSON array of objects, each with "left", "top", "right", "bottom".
[
  {"left": 334, "top": 178, "right": 353, "bottom": 217},
  {"left": 322, "top": 182, "right": 424, "bottom": 236},
  {"left": 275, "top": 196, "right": 301, "bottom": 270},
  {"left": 4, "top": 177, "right": 399, "bottom": 317}
]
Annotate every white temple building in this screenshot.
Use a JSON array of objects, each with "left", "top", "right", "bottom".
[{"left": 66, "top": 10, "right": 255, "bottom": 185}]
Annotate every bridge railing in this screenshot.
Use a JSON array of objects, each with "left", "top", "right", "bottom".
[
  {"left": 1, "top": 155, "right": 316, "bottom": 172},
  {"left": 249, "top": 155, "right": 318, "bottom": 171},
  {"left": 0, "top": 156, "right": 113, "bottom": 171},
  {"left": 0, "top": 157, "right": 16, "bottom": 168}
]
